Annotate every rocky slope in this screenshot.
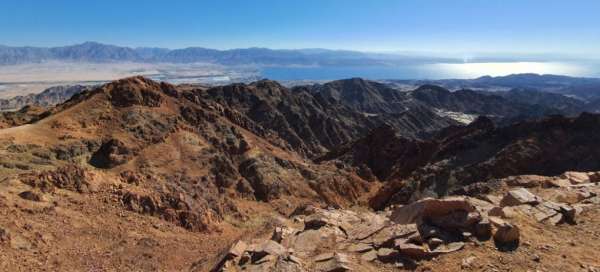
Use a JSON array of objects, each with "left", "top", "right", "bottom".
[
  {"left": 1, "top": 76, "right": 600, "bottom": 271},
  {"left": 320, "top": 113, "right": 600, "bottom": 210}
]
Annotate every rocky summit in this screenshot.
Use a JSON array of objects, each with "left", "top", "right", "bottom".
[{"left": 1, "top": 76, "right": 600, "bottom": 271}]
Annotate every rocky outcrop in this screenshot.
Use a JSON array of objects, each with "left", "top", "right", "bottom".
[
  {"left": 20, "top": 164, "right": 93, "bottom": 193},
  {"left": 104, "top": 76, "right": 171, "bottom": 107},
  {"left": 212, "top": 174, "right": 600, "bottom": 271},
  {"left": 121, "top": 190, "right": 217, "bottom": 232},
  {"left": 363, "top": 113, "right": 600, "bottom": 209},
  {"left": 89, "top": 139, "right": 135, "bottom": 169}
]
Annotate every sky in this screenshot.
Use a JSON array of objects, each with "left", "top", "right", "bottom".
[{"left": 1, "top": 0, "right": 599, "bottom": 57}]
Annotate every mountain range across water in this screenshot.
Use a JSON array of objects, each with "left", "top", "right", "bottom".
[{"left": 0, "top": 42, "right": 457, "bottom": 66}]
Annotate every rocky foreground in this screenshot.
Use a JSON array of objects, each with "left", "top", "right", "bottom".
[{"left": 212, "top": 172, "right": 600, "bottom": 272}]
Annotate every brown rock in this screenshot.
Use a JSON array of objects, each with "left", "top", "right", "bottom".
[
  {"left": 390, "top": 197, "right": 476, "bottom": 225},
  {"left": 228, "top": 240, "right": 248, "bottom": 258},
  {"left": 377, "top": 248, "right": 401, "bottom": 262},
  {"left": 483, "top": 195, "right": 502, "bottom": 205},
  {"left": 544, "top": 178, "right": 572, "bottom": 188},
  {"left": 360, "top": 250, "right": 378, "bottom": 262},
  {"left": 316, "top": 253, "right": 353, "bottom": 272},
  {"left": 547, "top": 213, "right": 563, "bottom": 225},
  {"left": 367, "top": 224, "right": 418, "bottom": 248},
  {"left": 493, "top": 221, "right": 520, "bottom": 247},
  {"left": 532, "top": 205, "right": 558, "bottom": 222},
  {"left": 474, "top": 217, "right": 492, "bottom": 240},
  {"left": 589, "top": 172, "right": 600, "bottom": 183},
  {"left": 249, "top": 240, "right": 287, "bottom": 262},
  {"left": 18, "top": 191, "right": 44, "bottom": 202},
  {"left": 395, "top": 239, "right": 432, "bottom": 259},
  {"left": 561, "top": 171, "right": 590, "bottom": 184},
  {"left": 347, "top": 243, "right": 373, "bottom": 253},
  {"left": 429, "top": 210, "right": 481, "bottom": 229},
  {"left": 346, "top": 214, "right": 387, "bottom": 240},
  {"left": 314, "top": 252, "right": 335, "bottom": 262},
  {"left": 304, "top": 214, "right": 331, "bottom": 229}
]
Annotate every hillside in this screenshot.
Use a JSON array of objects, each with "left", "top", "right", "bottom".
[{"left": 0, "top": 77, "right": 599, "bottom": 271}]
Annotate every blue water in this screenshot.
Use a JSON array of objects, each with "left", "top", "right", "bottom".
[
  {"left": 262, "top": 66, "right": 434, "bottom": 81},
  {"left": 261, "top": 62, "right": 600, "bottom": 81}
]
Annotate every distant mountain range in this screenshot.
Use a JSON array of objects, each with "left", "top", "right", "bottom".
[
  {"left": 0, "top": 42, "right": 455, "bottom": 66},
  {"left": 388, "top": 73, "right": 600, "bottom": 102},
  {"left": 4, "top": 74, "right": 600, "bottom": 117}
]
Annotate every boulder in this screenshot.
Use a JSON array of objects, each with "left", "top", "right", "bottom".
[
  {"left": 89, "top": 139, "right": 134, "bottom": 169},
  {"left": 390, "top": 197, "right": 476, "bottom": 225},
  {"left": 532, "top": 205, "right": 559, "bottom": 222},
  {"left": 544, "top": 178, "right": 572, "bottom": 188},
  {"left": 429, "top": 210, "right": 481, "bottom": 229},
  {"left": 249, "top": 240, "right": 288, "bottom": 262},
  {"left": 315, "top": 253, "right": 353, "bottom": 272},
  {"left": 483, "top": 195, "right": 502, "bottom": 205},
  {"left": 589, "top": 172, "right": 600, "bottom": 183},
  {"left": 547, "top": 213, "right": 563, "bottom": 225},
  {"left": 366, "top": 224, "right": 418, "bottom": 248},
  {"left": 227, "top": 240, "right": 248, "bottom": 259},
  {"left": 18, "top": 191, "right": 44, "bottom": 202},
  {"left": 474, "top": 217, "right": 492, "bottom": 240},
  {"left": 500, "top": 188, "right": 540, "bottom": 207},
  {"left": 395, "top": 239, "right": 433, "bottom": 259},
  {"left": 491, "top": 217, "right": 520, "bottom": 247},
  {"left": 561, "top": 171, "right": 590, "bottom": 184},
  {"left": 346, "top": 214, "right": 387, "bottom": 240}
]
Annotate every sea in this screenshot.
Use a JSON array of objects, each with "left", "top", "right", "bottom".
[{"left": 261, "top": 61, "right": 600, "bottom": 81}]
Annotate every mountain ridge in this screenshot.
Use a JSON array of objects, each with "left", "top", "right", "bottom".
[{"left": 0, "top": 41, "right": 441, "bottom": 66}]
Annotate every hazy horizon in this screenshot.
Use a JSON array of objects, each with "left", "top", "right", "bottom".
[{"left": 2, "top": 0, "right": 600, "bottom": 59}]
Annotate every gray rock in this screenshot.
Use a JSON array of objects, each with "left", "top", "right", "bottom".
[{"left": 500, "top": 188, "right": 540, "bottom": 207}]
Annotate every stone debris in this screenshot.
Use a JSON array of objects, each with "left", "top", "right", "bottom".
[{"left": 212, "top": 171, "right": 600, "bottom": 271}]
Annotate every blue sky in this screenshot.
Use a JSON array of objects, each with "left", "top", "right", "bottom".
[{"left": 1, "top": 0, "right": 599, "bottom": 56}]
